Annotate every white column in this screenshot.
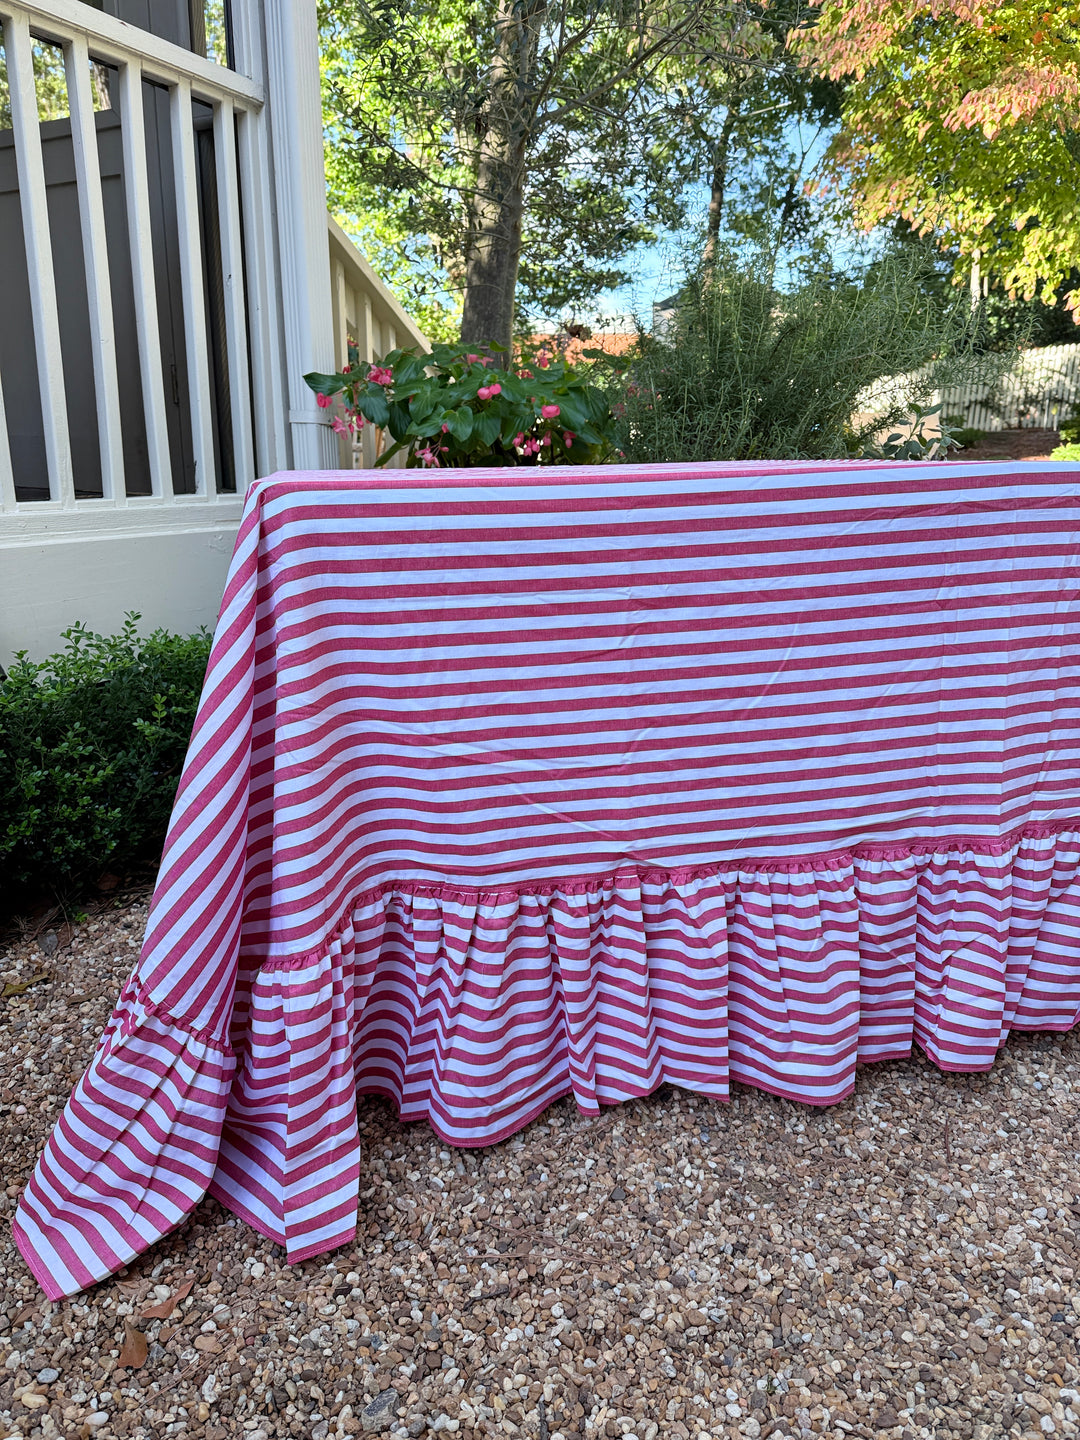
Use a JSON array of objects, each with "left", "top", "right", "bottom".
[
  {"left": 4, "top": 12, "right": 74, "bottom": 504},
  {"left": 261, "top": 0, "right": 338, "bottom": 470}
]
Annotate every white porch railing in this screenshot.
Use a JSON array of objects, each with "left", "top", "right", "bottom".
[
  {"left": 0, "top": 0, "right": 429, "bottom": 662},
  {"left": 329, "top": 216, "right": 427, "bottom": 468},
  {"left": 0, "top": 0, "right": 428, "bottom": 520},
  {"left": 0, "top": 0, "right": 268, "bottom": 509}
]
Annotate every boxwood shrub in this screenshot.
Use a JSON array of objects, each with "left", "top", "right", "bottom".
[{"left": 0, "top": 616, "right": 210, "bottom": 908}]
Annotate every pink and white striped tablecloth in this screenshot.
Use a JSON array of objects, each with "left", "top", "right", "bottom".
[{"left": 15, "top": 459, "right": 1080, "bottom": 1297}]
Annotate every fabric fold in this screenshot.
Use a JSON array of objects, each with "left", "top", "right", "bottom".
[
  {"left": 12, "top": 977, "right": 235, "bottom": 1301},
  {"left": 210, "top": 923, "right": 362, "bottom": 1265}
]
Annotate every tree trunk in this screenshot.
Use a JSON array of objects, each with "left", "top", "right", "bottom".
[
  {"left": 703, "top": 101, "right": 740, "bottom": 269},
  {"left": 460, "top": 0, "right": 547, "bottom": 353}
]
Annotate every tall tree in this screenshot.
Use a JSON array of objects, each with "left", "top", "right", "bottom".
[
  {"left": 798, "top": 0, "right": 1080, "bottom": 308},
  {"left": 319, "top": 0, "right": 782, "bottom": 349}
]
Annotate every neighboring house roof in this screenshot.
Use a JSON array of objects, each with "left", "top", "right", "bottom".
[{"left": 527, "top": 329, "right": 639, "bottom": 366}]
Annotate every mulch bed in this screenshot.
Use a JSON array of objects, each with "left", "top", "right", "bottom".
[{"left": 957, "top": 428, "right": 1061, "bottom": 463}]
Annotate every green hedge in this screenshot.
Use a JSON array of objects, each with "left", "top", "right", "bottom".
[
  {"left": 0, "top": 616, "right": 211, "bottom": 905},
  {"left": 1051, "top": 442, "right": 1080, "bottom": 461}
]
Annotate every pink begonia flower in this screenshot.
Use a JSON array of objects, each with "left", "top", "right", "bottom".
[
  {"left": 519, "top": 369, "right": 533, "bottom": 379},
  {"left": 442, "top": 423, "right": 450, "bottom": 433},
  {"left": 315, "top": 392, "right": 333, "bottom": 408},
  {"left": 538, "top": 355, "right": 550, "bottom": 368},
  {"left": 342, "top": 364, "right": 351, "bottom": 374},
  {"left": 563, "top": 431, "right": 575, "bottom": 446},
  {"left": 466, "top": 353, "right": 482, "bottom": 363},
  {"left": 541, "top": 404, "right": 560, "bottom": 419},
  {"left": 477, "top": 383, "right": 502, "bottom": 401},
  {"left": 368, "top": 365, "right": 393, "bottom": 386},
  {"left": 330, "top": 415, "right": 350, "bottom": 435},
  {"left": 541, "top": 432, "right": 551, "bottom": 445},
  {"left": 513, "top": 433, "right": 525, "bottom": 447},
  {"left": 523, "top": 437, "right": 540, "bottom": 455}
]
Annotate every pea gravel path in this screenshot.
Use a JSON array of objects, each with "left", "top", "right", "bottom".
[{"left": 2, "top": 892, "right": 1080, "bottom": 1440}]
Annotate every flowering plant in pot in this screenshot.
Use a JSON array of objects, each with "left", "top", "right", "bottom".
[{"left": 304, "top": 343, "right": 620, "bottom": 467}]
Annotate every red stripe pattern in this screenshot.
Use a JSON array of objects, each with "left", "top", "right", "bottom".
[{"left": 14, "top": 459, "right": 1080, "bottom": 1297}]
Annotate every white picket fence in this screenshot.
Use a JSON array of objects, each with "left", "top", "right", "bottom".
[
  {"left": 939, "top": 342, "right": 1080, "bottom": 432},
  {"left": 855, "top": 341, "right": 1080, "bottom": 442}
]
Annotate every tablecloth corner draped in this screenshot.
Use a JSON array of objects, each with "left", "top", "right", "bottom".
[{"left": 15, "top": 459, "right": 1080, "bottom": 1298}]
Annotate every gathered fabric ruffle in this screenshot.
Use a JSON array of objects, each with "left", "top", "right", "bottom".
[
  {"left": 215, "top": 827, "right": 1080, "bottom": 1268},
  {"left": 15, "top": 825, "right": 1080, "bottom": 1295}
]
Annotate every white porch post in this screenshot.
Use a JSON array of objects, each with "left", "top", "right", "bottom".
[{"left": 260, "top": 0, "right": 338, "bottom": 470}]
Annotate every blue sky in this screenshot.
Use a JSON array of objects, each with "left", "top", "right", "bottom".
[{"left": 572, "top": 118, "right": 876, "bottom": 330}]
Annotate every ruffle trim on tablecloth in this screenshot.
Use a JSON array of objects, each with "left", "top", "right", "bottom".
[{"left": 15, "top": 825, "right": 1080, "bottom": 1296}]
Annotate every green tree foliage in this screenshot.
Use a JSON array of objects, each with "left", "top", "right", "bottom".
[
  {"left": 318, "top": 0, "right": 789, "bottom": 347},
  {"left": 799, "top": 0, "right": 1080, "bottom": 311},
  {"left": 653, "top": 0, "right": 846, "bottom": 274}
]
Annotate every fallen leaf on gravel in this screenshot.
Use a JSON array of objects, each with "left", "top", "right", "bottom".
[
  {"left": 117, "top": 1320, "right": 147, "bottom": 1369},
  {"left": 194, "top": 1335, "right": 222, "bottom": 1353},
  {"left": 116, "top": 1280, "right": 143, "bottom": 1296},
  {"left": 141, "top": 1277, "right": 194, "bottom": 1319},
  {"left": 2, "top": 972, "right": 48, "bottom": 997}
]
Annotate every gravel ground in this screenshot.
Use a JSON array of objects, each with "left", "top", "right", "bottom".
[{"left": 2, "top": 893, "right": 1080, "bottom": 1440}]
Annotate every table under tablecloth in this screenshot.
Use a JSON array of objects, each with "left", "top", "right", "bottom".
[{"left": 15, "top": 459, "right": 1080, "bottom": 1297}]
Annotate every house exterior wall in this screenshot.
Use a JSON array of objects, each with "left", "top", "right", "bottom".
[{"left": 0, "top": 505, "right": 243, "bottom": 665}]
